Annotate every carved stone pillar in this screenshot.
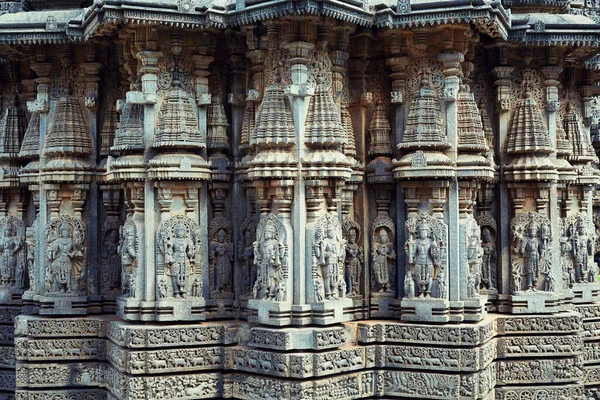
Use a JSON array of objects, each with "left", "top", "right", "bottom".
[
  {"left": 491, "top": 65, "right": 513, "bottom": 304},
  {"left": 394, "top": 50, "right": 456, "bottom": 323}
]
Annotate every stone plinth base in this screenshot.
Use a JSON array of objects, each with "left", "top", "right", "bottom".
[
  {"left": 206, "top": 298, "right": 234, "bottom": 319},
  {"left": 370, "top": 293, "right": 398, "bottom": 318},
  {"left": 116, "top": 296, "right": 141, "bottom": 321},
  {"left": 401, "top": 297, "right": 451, "bottom": 322},
  {"left": 509, "top": 291, "right": 566, "bottom": 314},
  {"left": 141, "top": 298, "right": 206, "bottom": 322},
  {"left": 13, "top": 312, "right": 590, "bottom": 400},
  {"left": 463, "top": 295, "right": 488, "bottom": 322},
  {"left": 38, "top": 294, "right": 102, "bottom": 316},
  {"left": 311, "top": 298, "right": 353, "bottom": 325},
  {"left": 247, "top": 299, "right": 292, "bottom": 326},
  {"left": 572, "top": 283, "right": 600, "bottom": 303}
]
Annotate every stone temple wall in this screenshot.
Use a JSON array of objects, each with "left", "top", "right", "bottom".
[{"left": 0, "top": 0, "right": 599, "bottom": 399}]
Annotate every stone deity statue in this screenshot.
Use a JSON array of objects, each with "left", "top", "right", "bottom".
[
  {"left": 511, "top": 213, "right": 553, "bottom": 293},
  {"left": 372, "top": 228, "right": 395, "bottom": 293},
  {"left": 166, "top": 224, "right": 195, "bottom": 298},
  {"left": 480, "top": 227, "right": 496, "bottom": 290},
  {"left": 102, "top": 229, "right": 121, "bottom": 291},
  {"left": 0, "top": 221, "right": 25, "bottom": 288},
  {"left": 253, "top": 219, "right": 286, "bottom": 301},
  {"left": 314, "top": 220, "right": 344, "bottom": 300},
  {"left": 406, "top": 220, "right": 440, "bottom": 297},
  {"left": 466, "top": 221, "right": 483, "bottom": 297},
  {"left": 46, "top": 219, "right": 85, "bottom": 294},
  {"left": 344, "top": 226, "right": 363, "bottom": 298},
  {"left": 209, "top": 227, "right": 233, "bottom": 293},
  {"left": 572, "top": 221, "right": 593, "bottom": 283},
  {"left": 118, "top": 219, "right": 137, "bottom": 297}
]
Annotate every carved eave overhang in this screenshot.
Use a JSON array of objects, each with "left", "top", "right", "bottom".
[
  {"left": 227, "top": 0, "right": 373, "bottom": 27},
  {"left": 0, "top": 9, "right": 83, "bottom": 45},
  {"left": 509, "top": 13, "right": 600, "bottom": 47},
  {"left": 374, "top": 0, "right": 510, "bottom": 40},
  {"left": 73, "top": 0, "right": 227, "bottom": 42},
  {"left": 501, "top": 0, "right": 567, "bottom": 8}
]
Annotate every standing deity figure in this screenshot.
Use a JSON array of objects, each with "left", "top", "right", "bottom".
[
  {"left": 166, "top": 224, "right": 195, "bottom": 298},
  {"left": 511, "top": 212, "right": 552, "bottom": 293},
  {"left": 314, "top": 218, "right": 344, "bottom": 301},
  {"left": 241, "top": 228, "right": 255, "bottom": 295},
  {"left": 480, "top": 227, "right": 497, "bottom": 290},
  {"left": 46, "top": 219, "right": 85, "bottom": 294},
  {"left": 406, "top": 220, "right": 440, "bottom": 297},
  {"left": 521, "top": 221, "right": 542, "bottom": 291},
  {"left": 572, "top": 220, "right": 593, "bottom": 283},
  {"left": 158, "top": 215, "right": 200, "bottom": 300},
  {"left": 253, "top": 218, "right": 287, "bottom": 301},
  {"left": 239, "top": 217, "right": 257, "bottom": 296},
  {"left": 209, "top": 227, "right": 233, "bottom": 294},
  {"left": 372, "top": 228, "right": 395, "bottom": 293},
  {"left": 466, "top": 221, "right": 483, "bottom": 297},
  {"left": 0, "top": 220, "right": 25, "bottom": 288},
  {"left": 344, "top": 224, "right": 363, "bottom": 298},
  {"left": 25, "top": 220, "right": 37, "bottom": 291},
  {"left": 559, "top": 224, "right": 574, "bottom": 288},
  {"left": 102, "top": 229, "right": 121, "bottom": 291},
  {"left": 118, "top": 219, "right": 137, "bottom": 297},
  {"left": 404, "top": 270, "right": 415, "bottom": 298}
]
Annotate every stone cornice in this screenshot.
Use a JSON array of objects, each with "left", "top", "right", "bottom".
[
  {"left": 375, "top": 0, "right": 511, "bottom": 40},
  {"left": 0, "top": 0, "right": 599, "bottom": 56},
  {"left": 0, "top": 9, "right": 82, "bottom": 44},
  {"left": 509, "top": 13, "right": 600, "bottom": 47}
]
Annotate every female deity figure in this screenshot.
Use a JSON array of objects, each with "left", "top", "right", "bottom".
[
  {"left": 102, "top": 229, "right": 121, "bottom": 291},
  {"left": 372, "top": 228, "right": 395, "bottom": 293},
  {"left": 209, "top": 227, "right": 233, "bottom": 293},
  {"left": 26, "top": 221, "right": 36, "bottom": 291},
  {"left": 241, "top": 228, "right": 255, "bottom": 295},
  {"left": 118, "top": 220, "right": 137, "bottom": 297},
  {"left": 314, "top": 220, "right": 344, "bottom": 300},
  {"left": 253, "top": 220, "right": 286, "bottom": 301},
  {"left": 344, "top": 227, "right": 363, "bottom": 297},
  {"left": 166, "top": 224, "right": 195, "bottom": 298},
  {"left": 406, "top": 220, "right": 440, "bottom": 297},
  {"left": 480, "top": 227, "right": 496, "bottom": 290},
  {"left": 466, "top": 222, "right": 483, "bottom": 297},
  {"left": 47, "top": 222, "right": 84, "bottom": 293},
  {"left": 0, "top": 224, "right": 24, "bottom": 287}
]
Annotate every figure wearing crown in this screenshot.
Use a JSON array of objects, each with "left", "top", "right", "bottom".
[
  {"left": 166, "top": 223, "right": 195, "bottom": 298},
  {"left": 406, "top": 218, "right": 440, "bottom": 297},
  {"left": 253, "top": 219, "right": 286, "bottom": 300}
]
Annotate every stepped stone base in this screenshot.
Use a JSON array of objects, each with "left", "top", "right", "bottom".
[{"left": 11, "top": 306, "right": 600, "bottom": 399}]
